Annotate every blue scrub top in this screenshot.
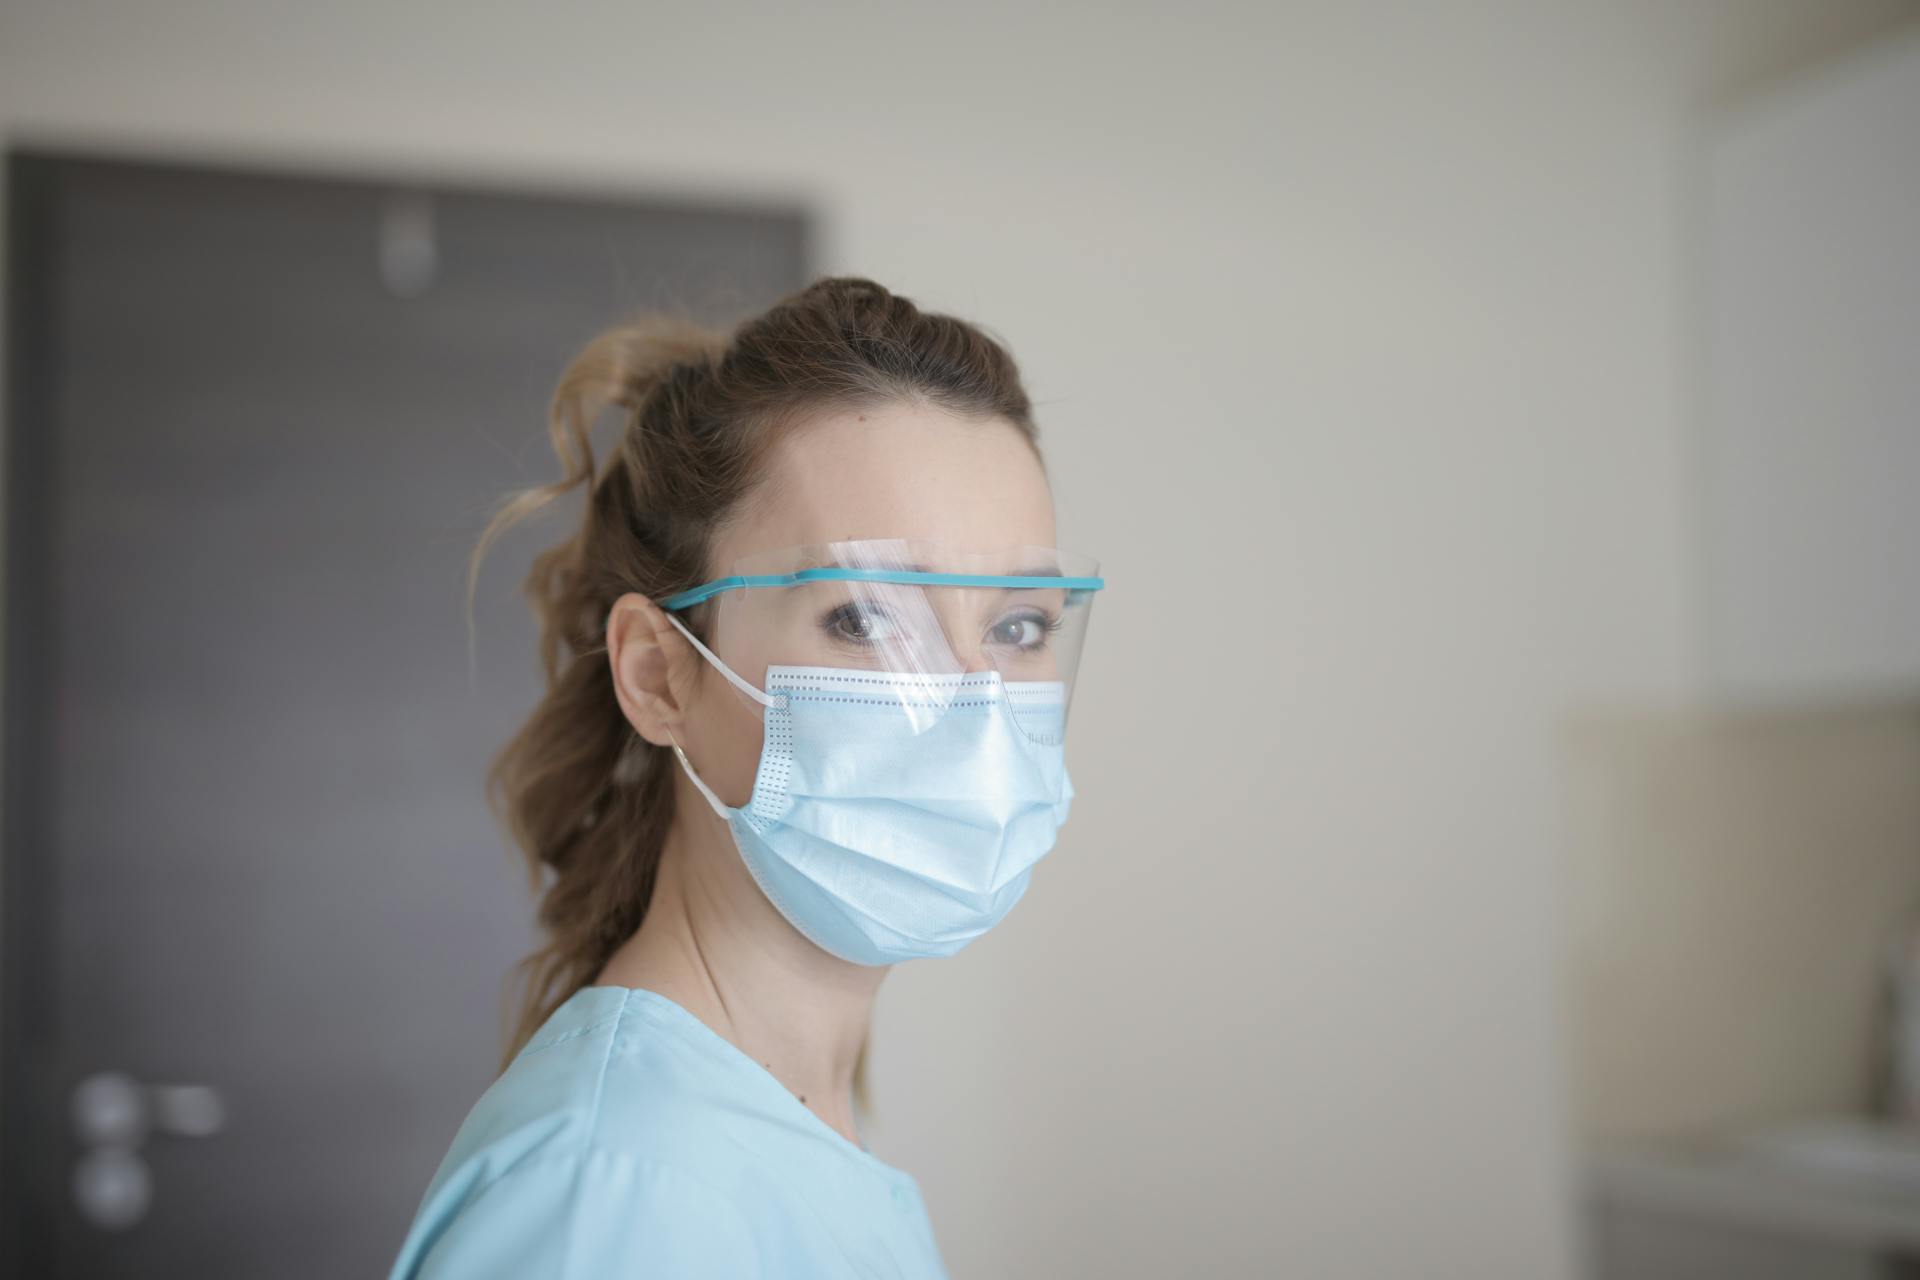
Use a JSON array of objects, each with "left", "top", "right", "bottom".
[{"left": 387, "top": 984, "right": 949, "bottom": 1279}]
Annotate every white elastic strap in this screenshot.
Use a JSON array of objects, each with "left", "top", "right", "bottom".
[
  {"left": 662, "top": 610, "right": 784, "bottom": 709},
  {"left": 667, "top": 727, "right": 734, "bottom": 823}
]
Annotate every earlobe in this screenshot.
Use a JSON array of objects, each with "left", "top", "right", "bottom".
[{"left": 606, "top": 592, "right": 692, "bottom": 748}]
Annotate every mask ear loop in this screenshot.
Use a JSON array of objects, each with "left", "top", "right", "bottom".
[
  {"left": 658, "top": 608, "right": 785, "bottom": 823},
  {"left": 660, "top": 610, "right": 785, "bottom": 710},
  {"left": 665, "top": 725, "right": 733, "bottom": 823}
]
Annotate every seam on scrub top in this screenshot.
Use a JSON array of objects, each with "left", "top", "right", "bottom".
[
  {"left": 521, "top": 1012, "right": 628, "bottom": 1056},
  {"left": 551, "top": 989, "right": 631, "bottom": 1280},
  {"left": 579, "top": 988, "right": 630, "bottom": 1148}
]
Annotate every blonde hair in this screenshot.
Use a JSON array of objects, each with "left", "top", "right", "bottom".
[{"left": 465, "top": 276, "right": 1042, "bottom": 1110}]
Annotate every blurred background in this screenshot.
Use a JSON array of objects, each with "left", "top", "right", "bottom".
[{"left": 3, "top": 2, "right": 1920, "bottom": 1277}]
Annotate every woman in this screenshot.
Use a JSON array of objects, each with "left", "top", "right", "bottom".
[{"left": 387, "top": 276, "right": 1101, "bottom": 1278}]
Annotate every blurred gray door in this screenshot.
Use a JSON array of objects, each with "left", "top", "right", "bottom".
[{"left": 2, "top": 151, "right": 808, "bottom": 1278}]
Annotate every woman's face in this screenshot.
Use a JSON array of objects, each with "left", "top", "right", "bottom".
[{"left": 679, "top": 400, "right": 1058, "bottom": 809}]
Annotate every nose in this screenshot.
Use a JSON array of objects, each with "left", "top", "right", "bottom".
[{"left": 956, "top": 643, "right": 995, "bottom": 675}]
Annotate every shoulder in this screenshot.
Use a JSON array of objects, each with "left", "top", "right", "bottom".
[
  {"left": 438, "top": 986, "right": 757, "bottom": 1178},
  {"left": 387, "top": 987, "right": 767, "bottom": 1279}
]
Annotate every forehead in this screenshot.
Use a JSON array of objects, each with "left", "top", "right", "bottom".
[{"left": 711, "top": 401, "right": 1057, "bottom": 565}]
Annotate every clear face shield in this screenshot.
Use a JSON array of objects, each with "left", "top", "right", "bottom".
[
  {"left": 659, "top": 539, "right": 1101, "bottom": 748},
  {"left": 652, "top": 538, "right": 1103, "bottom": 966}
]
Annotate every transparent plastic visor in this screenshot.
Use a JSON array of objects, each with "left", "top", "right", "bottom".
[{"left": 657, "top": 540, "right": 1101, "bottom": 744}]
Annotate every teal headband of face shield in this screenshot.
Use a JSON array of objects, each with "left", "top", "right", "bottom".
[{"left": 657, "top": 566, "right": 1105, "bottom": 612}]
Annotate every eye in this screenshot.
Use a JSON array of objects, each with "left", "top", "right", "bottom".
[
  {"left": 820, "top": 601, "right": 904, "bottom": 647},
  {"left": 985, "top": 608, "right": 1059, "bottom": 651}
]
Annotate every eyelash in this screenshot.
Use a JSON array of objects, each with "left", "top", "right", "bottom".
[{"left": 819, "top": 602, "right": 889, "bottom": 646}]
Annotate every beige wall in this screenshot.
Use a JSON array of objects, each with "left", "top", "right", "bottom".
[
  {"left": 1562, "top": 705, "right": 1920, "bottom": 1146},
  {"left": 4, "top": 2, "right": 1917, "bottom": 1276}
]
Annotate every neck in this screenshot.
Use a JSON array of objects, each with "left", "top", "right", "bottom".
[{"left": 592, "top": 775, "right": 888, "bottom": 1148}]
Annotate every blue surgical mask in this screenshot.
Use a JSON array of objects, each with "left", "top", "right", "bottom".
[{"left": 663, "top": 613, "right": 1074, "bottom": 966}]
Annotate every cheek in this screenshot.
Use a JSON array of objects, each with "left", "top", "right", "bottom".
[
  {"left": 682, "top": 675, "right": 768, "bottom": 810},
  {"left": 712, "top": 708, "right": 767, "bottom": 807},
  {"left": 683, "top": 628, "right": 776, "bottom": 808}
]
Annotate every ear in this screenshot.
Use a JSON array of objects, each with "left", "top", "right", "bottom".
[{"left": 606, "top": 592, "right": 703, "bottom": 748}]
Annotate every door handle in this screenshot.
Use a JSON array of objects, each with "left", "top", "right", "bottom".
[{"left": 70, "top": 1070, "right": 227, "bottom": 1230}]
